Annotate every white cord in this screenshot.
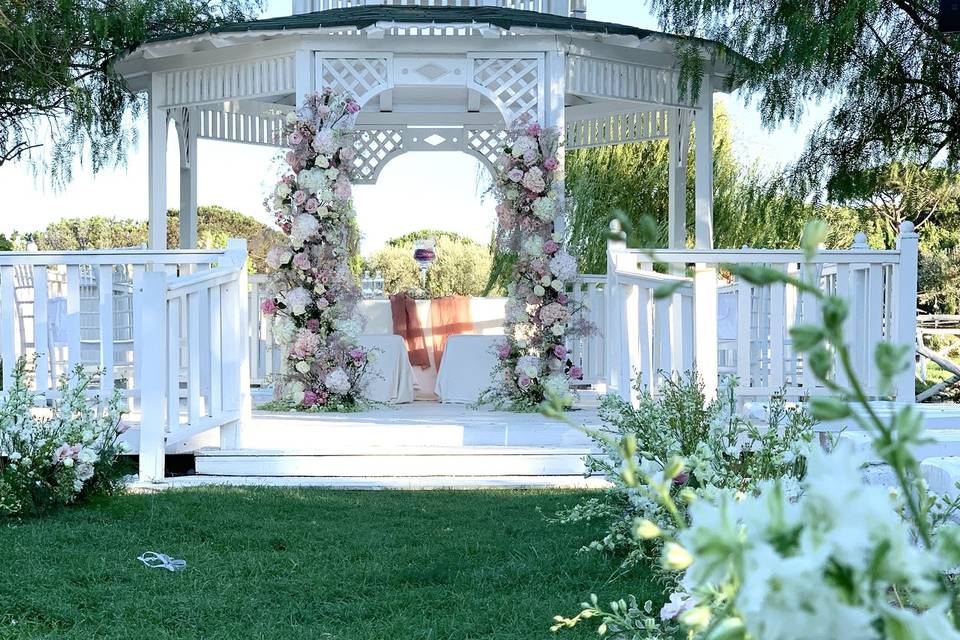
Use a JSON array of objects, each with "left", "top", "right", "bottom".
[{"left": 137, "top": 551, "right": 187, "bottom": 572}]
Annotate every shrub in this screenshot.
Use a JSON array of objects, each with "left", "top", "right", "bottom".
[
  {"left": 366, "top": 233, "right": 493, "bottom": 297},
  {"left": 0, "top": 359, "right": 130, "bottom": 516},
  {"left": 553, "top": 373, "right": 815, "bottom": 573}
]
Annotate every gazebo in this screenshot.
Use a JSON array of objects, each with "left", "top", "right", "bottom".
[{"left": 115, "top": 0, "right": 733, "bottom": 253}]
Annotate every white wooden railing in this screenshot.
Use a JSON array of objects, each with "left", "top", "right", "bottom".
[
  {"left": 605, "top": 223, "right": 920, "bottom": 404},
  {"left": 293, "top": 0, "right": 587, "bottom": 17},
  {"left": 0, "top": 241, "right": 252, "bottom": 483}
]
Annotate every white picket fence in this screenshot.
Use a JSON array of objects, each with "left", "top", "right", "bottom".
[
  {"left": 0, "top": 241, "right": 253, "bottom": 482},
  {"left": 604, "top": 223, "right": 920, "bottom": 404}
]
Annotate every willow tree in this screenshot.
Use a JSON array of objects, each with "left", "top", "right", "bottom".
[
  {"left": 0, "top": 0, "right": 260, "bottom": 183},
  {"left": 649, "top": 0, "right": 960, "bottom": 199},
  {"left": 565, "top": 105, "right": 853, "bottom": 274}
]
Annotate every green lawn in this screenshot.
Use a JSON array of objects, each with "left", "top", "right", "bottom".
[{"left": 0, "top": 488, "right": 659, "bottom": 640}]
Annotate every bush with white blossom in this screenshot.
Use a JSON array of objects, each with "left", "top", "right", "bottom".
[
  {"left": 547, "top": 221, "right": 960, "bottom": 640},
  {"left": 260, "top": 89, "right": 373, "bottom": 412},
  {"left": 0, "top": 359, "right": 130, "bottom": 517},
  {"left": 480, "top": 121, "right": 594, "bottom": 411}
]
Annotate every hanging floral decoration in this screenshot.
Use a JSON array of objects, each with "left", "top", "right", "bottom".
[
  {"left": 261, "top": 89, "right": 373, "bottom": 411},
  {"left": 483, "top": 121, "right": 593, "bottom": 410}
]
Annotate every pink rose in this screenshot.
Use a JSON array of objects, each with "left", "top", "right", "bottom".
[
  {"left": 317, "top": 105, "right": 332, "bottom": 118},
  {"left": 544, "top": 157, "right": 559, "bottom": 171},
  {"left": 345, "top": 100, "right": 361, "bottom": 114},
  {"left": 507, "top": 168, "right": 524, "bottom": 183},
  {"left": 292, "top": 253, "right": 311, "bottom": 270},
  {"left": 349, "top": 348, "right": 365, "bottom": 362},
  {"left": 115, "top": 421, "right": 131, "bottom": 434},
  {"left": 305, "top": 198, "right": 319, "bottom": 213},
  {"left": 303, "top": 390, "right": 318, "bottom": 407},
  {"left": 286, "top": 151, "right": 298, "bottom": 168},
  {"left": 569, "top": 366, "right": 583, "bottom": 380},
  {"left": 553, "top": 345, "right": 567, "bottom": 359},
  {"left": 518, "top": 375, "right": 532, "bottom": 390},
  {"left": 526, "top": 123, "right": 542, "bottom": 136},
  {"left": 292, "top": 190, "right": 307, "bottom": 206},
  {"left": 261, "top": 298, "right": 277, "bottom": 315},
  {"left": 543, "top": 240, "right": 560, "bottom": 254},
  {"left": 557, "top": 293, "right": 569, "bottom": 305},
  {"left": 289, "top": 131, "right": 304, "bottom": 146},
  {"left": 316, "top": 298, "right": 330, "bottom": 311},
  {"left": 333, "top": 178, "right": 352, "bottom": 200},
  {"left": 306, "top": 319, "right": 321, "bottom": 331},
  {"left": 496, "top": 342, "right": 511, "bottom": 359}
]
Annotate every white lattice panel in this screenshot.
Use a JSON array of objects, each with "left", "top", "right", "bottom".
[
  {"left": 566, "top": 110, "right": 670, "bottom": 149},
  {"left": 319, "top": 56, "right": 392, "bottom": 106},
  {"left": 566, "top": 55, "right": 689, "bottom": 108},
  {"left": 197, "top": 108, "right": 287, "bottom": 147},
  {"left": 465, "top": 129, "right": 508, "bottom": 170},
  {"left": 158, "top": 55, "right": 296, "bottom": 108},
  {"left": 470, "top": 56, "right": 542, "bottom": 124},
  {"left": 353, "top": 129, "right": 405, "bottom": 183}
]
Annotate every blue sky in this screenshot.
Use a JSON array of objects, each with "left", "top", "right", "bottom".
[{"left": 0, "top": 0, "right": 826, "bottom": 255}]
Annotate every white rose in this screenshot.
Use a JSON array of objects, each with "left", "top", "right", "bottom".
[
  {"left": 286, "top": 112, "right": 298, "bottom": 124},
  {"left": 325, "top": 168, "right": 340, "bottom": 181},
  {"left": 523, "top": 365, "right": 538, "bottom": 378},
  {"left": 540, "top": 275, "right": 552, "bottom": 286},
  {"left": 81, "top": 430, "right": 94, "bottom": 443},
  {"left": 276, "top": 182, "right": 291, "bottom": 198},
  {"left": 63, "top": 457, "right": 74, "bottom": 468},
  {"left": 8, "top": 451, "right": 21, "bottom": 462},
  {"left": 534, "top": 285, "right": 546, "bottom": 297},
  {"left": 551, "top": 279, "right": 564, "bottom": 291},
  {"left": 551, "top": 323, "right": 566, "bottom": 337},
  {"left": 295, "top": 361, "right": 310, "bottom": 374},
  {"left": 367, "top": 350, "right": 379, "bottom": 363}
]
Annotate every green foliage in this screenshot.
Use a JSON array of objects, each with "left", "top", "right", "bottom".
[
  {"left": 918, "top": 248, "right": 960, "bottom": 315},
  {"left": 0, "top": 234, "right": 14, "bottom": 251},
  {"left": 0, "top": 488, "right": 646, "bottom": 639},
  {"left": 648, "top": 0, "right": 960, "bottom": 196},
  {"left": 30, "top": 206, "right": 283, "bottom": 272},
  {"left": 0, "top": 0, "right": 260, "bottom": 180},
  {"left": 366, "top": 232, "right": 494, "bottom": 297},
  {"left": 565, "top": 105, "right": 855, "bottom": 274}
]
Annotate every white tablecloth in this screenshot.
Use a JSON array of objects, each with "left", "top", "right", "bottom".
[
  {"left": 358, "top": 298, "right": 507, "bottom": 400},
  {"left": 357, "top": 335, "right": 416, "bottom": 404},
  {"left": 434, "top": 334, "right": 501, "bottom": 404}
]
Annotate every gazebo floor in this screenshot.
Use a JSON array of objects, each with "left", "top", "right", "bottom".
[{"left": 181, "top": 392, "right": 608, "bottom": 487}]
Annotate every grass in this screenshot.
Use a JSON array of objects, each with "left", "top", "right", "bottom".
[{"left": 0, "top": 488, "right": 661, "bottom": 640}]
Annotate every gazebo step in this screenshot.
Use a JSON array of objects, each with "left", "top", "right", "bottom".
[
  {"left": 136, "top": 474, "right": 611, "bottom": 490},
  {"left": 194, "top": 446, "right": 598, "bottom": 478}
]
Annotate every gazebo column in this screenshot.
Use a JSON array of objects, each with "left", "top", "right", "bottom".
[
  {"left": 545, "top": 50, "right": 566, "bottom": 236},
  {"left": 692, "top": 75, "right": 717, "bottom": 399},
  {"left": 174, "top": 107, "right": 199, "bottom": 249},
  {"left": 667, "top": 109, "right": 691, "bottom": 249},
  {"left": 147, "top": 75, "right": 168, "bottom": 250}
]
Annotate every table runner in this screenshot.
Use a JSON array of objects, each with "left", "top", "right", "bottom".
[{"left": 389, "top": 294, "right": 430, "bottom": 368}]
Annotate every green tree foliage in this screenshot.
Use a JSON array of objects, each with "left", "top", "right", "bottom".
[
  {"left": 0, "top": 0, "right": 260, "bottom": 181},
  {"left": 0, "top": 234, "right": 15, "bottom": 251},
  {"left": 366, "top": 233, "right": 494, "bottom": 297},
  {"left": 648, "top": 0, "right": 960, "bottom": 197},
  {"left": 566, "top": 106, "right": 856, "bottom": 274},
  {"left": 31, "top": 206, "right": 283, "bottom": 272}
]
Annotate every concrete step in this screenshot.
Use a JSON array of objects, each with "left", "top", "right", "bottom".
[
  {"left": 194, "top": 446, "right": 599, "bottom": 477},
  {"left": 135, "top": 474, "right": 611, "bottom": 490}
]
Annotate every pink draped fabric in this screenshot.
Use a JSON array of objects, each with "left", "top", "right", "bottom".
[
  {"left": 429, "top": 296, "right": 474, "bottom": 370},
  {"left": 390, "top": 294, "right": 431, "bottom": 368}
]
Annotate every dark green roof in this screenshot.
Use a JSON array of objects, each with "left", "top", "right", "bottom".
[{"left": 147, "top": 5, "right": 663, "bottom": 44}]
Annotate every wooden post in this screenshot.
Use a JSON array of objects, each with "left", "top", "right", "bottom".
[
  {"left": 175, "top": 107, "right": 199, "bottom": 249},
  {"left": 667, "top": 108, "right": 690, "bottom": 250},
  {"left": 895, "top": 221, "right": 919, "bottom": 402},
  {"left": 606, "top": 220, "right": 626, "bottom": 393},
  {"left": 148, "top": 75, "right": 169, "bottom": 250},
  {"left": 693, "top": 265, "right": 719, "bottom": 400},
  {"left": 138, "top": 271, "right": 167, "bottom": 482},
  {"left": 545, "top": 49, "right": 566, "bottom": 236},
  {"left": 693, "top": 75, "right": 713, "bottom": 251}
]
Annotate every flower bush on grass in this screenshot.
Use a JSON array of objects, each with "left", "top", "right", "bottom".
[
  {"left": 546, "top": 220, "right": 960, "bottom": 639},
  {"left": 260, "top": 89, "right": 374, "bottom": 412},
  {"left": 551, "top": 373, "right": 815, "bottom": 579},
  {"left": 480, "top": 121, "right": 594, "bottom": 412},
  {"left": 0, "top": 358, "right": 130, "bottom": 517}
]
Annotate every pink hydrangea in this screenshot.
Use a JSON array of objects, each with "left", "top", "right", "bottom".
[
  {"left": 543, "top": 240, "right": 560, "bottom": 254},
  {"left": 302, "top": 390, "right": 319, "bottom": 407},
  {"left": 526, "top": 123, "right": 542, "bottom": 136},
  {"left": 291, "top": 329, "right": 321, "bottom": 358},
  {"left": 292, "top": 252, "right": 311, "bottom": 270},
  {"left": 522, "top": 167, "right": 546, "bottom": 194},
  {"left": 261, "top": 298, "right": 277, "bottom": 315},
  {"left": 539, "top": 302, "right": 570, "bottom": 327},
  {"left": 543, "top": 157, "right": 559, "bottom": 171}
]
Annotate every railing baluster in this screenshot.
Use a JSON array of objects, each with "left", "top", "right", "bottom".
[
  {"left": 98, "top": 264, "right": 115, "bottom": 399},
  {"left": 65, "top": 265, "right": 82, "bottom": 374},
  {"left": 33, "top": 266, "right": 49, "bottom": 394},
  {"left": 0, "top": 265, "right": 16, "bottom": 392},
  {"left": 187, "top": 291, "right": 202, "bottom": 424},
  {"left": 209, "top": 284, "right": 223, "bottom": 418},
  {"left": 167, "top": 297, "right": 181, "bottom": 433}
]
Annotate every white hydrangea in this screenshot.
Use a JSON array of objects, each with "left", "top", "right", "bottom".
[
  {"left": 275, "top": 182, "right": 291, "bottom": 198},
  {"left": 549, "top": 251, "right": 578, "bottom": 281},
  {"left": 266, "top": 246, "right": 293, "bottom": 270},
  {"left": 286, "top": 287, "right": 313, "bottom": 315},
  {"left": 284, "top": 379, "right": 305, "bottom": 403},
  {"left": 521, "top": 235, "right": 544, "bottom": 256},
  {"left": 324, "top": 368, "right": 351, "bottom": 395},
  {"left": 296, "top": 167, "right": 326, "bottom": 193},
  {"left": 290, "top": 214, "right": 320, "bottom": 248},
  {"left": 542, "top": 374, "right": 569, "bottom": 399},
  {"left": 532, "top": 195, "right": 557, "bottom": 222},
  {"left": 312, "top": 129, "right": 337, "bottom": 155},
  {"left": 511, "top": 135, "right": 537, "bottom": 159},
  {"left": 515, "top": 355, "right": 541, "bottom": 379},
  {"left": 273, "top": 317, "right": 296, "bottom": 345},
  {"left": 336, "top": 318, "right": 362, "bottom": 340}
]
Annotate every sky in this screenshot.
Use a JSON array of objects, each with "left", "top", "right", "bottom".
[{"left": 0, "top": 0, "right": 826, "bottom": 256}]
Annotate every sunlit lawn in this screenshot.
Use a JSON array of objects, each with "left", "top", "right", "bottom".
[{"left": 0, "top": 488, "right": 660, "bottom": 639}]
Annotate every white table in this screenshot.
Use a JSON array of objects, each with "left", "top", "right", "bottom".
[
  {"left": 358, "top": 335, "right": 416, "bottom": 404},
  {"left": 434, "top": 334, "right": 501, "bottom": 404}
]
